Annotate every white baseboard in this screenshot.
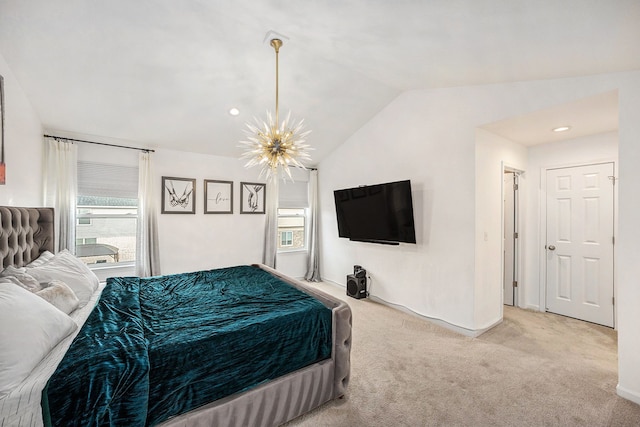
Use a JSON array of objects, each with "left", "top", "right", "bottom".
[
  {"left": 323, "top": 278, "right": 345, "bottom": 290},
  {"left": 368, "top": 295, "right": 502, "bottom": 337},
  {"left": 617, "top": 384, "right": 640, "bottom": 405},
  {"left": 524, "top": 303, "right": 541, "bottom": 311},
  {"left": 323, "top": 277, "right": 499, "bottom": 337}
]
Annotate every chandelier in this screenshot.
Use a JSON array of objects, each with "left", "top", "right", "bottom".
[{"left": 240, "top": 38, "right": 312, "bottom": 181}]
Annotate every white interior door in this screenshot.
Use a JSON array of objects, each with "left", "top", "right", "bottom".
[
  {"left": 503, "top": 172, "right": 516, "bottom": 306},
  {"left": 545, "top": 163, "right": 614, "bottom": 327}
]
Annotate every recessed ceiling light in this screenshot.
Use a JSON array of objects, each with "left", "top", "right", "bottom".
[
  {"left": 552, "top": 126, "right": 571, "bottom": 132},
  {"left": 229, "top": 108, "right": 240, "bottom": 116}
]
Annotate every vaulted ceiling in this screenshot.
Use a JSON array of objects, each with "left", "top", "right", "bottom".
[{"left": 1, "top": 1, "right": 639, "bottom": 163}]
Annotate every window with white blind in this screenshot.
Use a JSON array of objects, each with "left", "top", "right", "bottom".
[
  {"left": 76, "top": 161, "right": 138, "bottom": 267},
  {"left": 278, "top": 180, "right": 308, "bottom": 252}
]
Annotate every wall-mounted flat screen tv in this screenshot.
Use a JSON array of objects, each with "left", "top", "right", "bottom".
[{"left": 333, "top": 179, "right": 417, "bottom": 245}]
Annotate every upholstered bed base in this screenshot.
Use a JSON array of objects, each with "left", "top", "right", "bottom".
[{"left": 160, "top": 264, "right": 352, "bottom": 427}]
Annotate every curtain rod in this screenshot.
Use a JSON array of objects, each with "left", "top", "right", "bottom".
[{"left": 43, "top": 134, "right": 155, "bottom": 153}]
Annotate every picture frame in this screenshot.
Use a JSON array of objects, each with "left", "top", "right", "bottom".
[
  {"left": 240, "top": 182, "right": 266, "bottom": 214},
  {"left": 0, "top": 74, "right": 5, "bottom": 185},
  {"left": 162, "top": 176, "right": 196, "bottom": 214},
  {"left": 204, "top": 179, "right": 233, "bottom": 214}
]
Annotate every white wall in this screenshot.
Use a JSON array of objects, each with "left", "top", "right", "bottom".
[
  {"left": 319, "top": 87, "right": 481, "bottom": 333},
  {"left": 153, "top": 148, "right": 268, "bottom": 275},
  {"left": 474, "top": 129, "right": 527, "bottom": 329},
  {"left": 319, "top": 71, "right": 640, "bottom": 338},
  {"left": 77, "top": 141, "right": 139, "bottom": 167},
  {"left": 523, "top": 131, "right": 619, "bottom": 311},
  {"left": 0, "top": 52, "right": 43, "bottom": 206},
  {"left": 276, "top": 245, "right": 308, "bottom": 278},
  {"left": 616, "top": 81, "right": 640, "bottom": 405}
]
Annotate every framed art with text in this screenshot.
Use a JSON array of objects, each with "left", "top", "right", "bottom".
[
  {"left": 240, "top": 182, "right": 265, "bottom": 214},
  {"left": 162, "top": 176, "right": 196, "bottom": 214},
  {"left": 204, "top": 179, "right": 233, "bottom": 214}
]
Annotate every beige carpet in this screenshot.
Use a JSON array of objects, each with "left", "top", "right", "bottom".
[{"left": 283, "top": 282, "right": 640, "bottom": 426}]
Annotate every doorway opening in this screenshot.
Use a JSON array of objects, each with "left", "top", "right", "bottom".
[{"left": 503, "top": 167, "right": 522, "bottom": 307}]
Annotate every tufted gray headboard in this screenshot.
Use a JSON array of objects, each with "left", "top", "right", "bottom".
[{"left": 0, "top": 207, "right": 55, "bottom": 269}]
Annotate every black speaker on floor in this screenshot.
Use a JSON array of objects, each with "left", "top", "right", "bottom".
[{"left": 347, "top": 274, "right": 367, "bottom": 299}]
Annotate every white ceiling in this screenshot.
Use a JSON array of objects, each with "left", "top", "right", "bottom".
[
  {"left": 481, "top": 90, "right": 619, "bottom": 146},
  {"left": 1, "top": 1, "right": 639, "bottom": 163}
]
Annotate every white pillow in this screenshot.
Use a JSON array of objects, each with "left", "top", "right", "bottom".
[
  {"left": 25, "top": 250, "right": 55, "bottom": 268},
  {"left": 26, "top": 250, "right": 99, "bottom": 307},
  {"left": 0, "top": 266, "right": 42, "bottom": 292},
  {"left": 36, "top": 280, "right": 80, "bottom": 314},
  {"left": 0, "top": 280, "right": 77, "bottom": 397}
]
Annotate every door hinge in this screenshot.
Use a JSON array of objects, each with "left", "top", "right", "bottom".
[
  {"left": 513, "top": 183, "right": 519, "bottom": 191},
  {"left": 514, "top": 232, "right": 519, "bottom": 239},
  {"left": 513, "top": 281, "right": 518, "bottom": 288},
  {"left": 612, "top": 296, "right": 615, "bottom": 306},
  {"left": 612, "top": 236, "right": 615, "bottom": 245}
]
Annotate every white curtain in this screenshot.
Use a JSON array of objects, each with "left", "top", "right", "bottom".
[
  {"left": 263, "top": 176, "right": 279, "bottom": 268},
  {"left": 305, "top": 169, "right": 321, "bottom": 281},
  {"left": 136, "top": 152, "right": 160, "bottom": 277},
  {"left": 43, "top": 138, "right": 77, "bottom": 253}
]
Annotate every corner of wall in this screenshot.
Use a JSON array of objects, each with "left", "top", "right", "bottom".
[{"left": 616, "top": 384, "right": 640, "bottom": 406}]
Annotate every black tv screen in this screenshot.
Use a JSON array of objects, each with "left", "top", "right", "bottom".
[{"left": 334, "top": 180, "right": 417, "bottom": 245}]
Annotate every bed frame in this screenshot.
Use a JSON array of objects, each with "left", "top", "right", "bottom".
[{"left": 0, "top": 206, "right": 351, "bottom": 427}]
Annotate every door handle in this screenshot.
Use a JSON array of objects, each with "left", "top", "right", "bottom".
[{"left": 548, "top": 245, "right": 556, "bottom": 251}]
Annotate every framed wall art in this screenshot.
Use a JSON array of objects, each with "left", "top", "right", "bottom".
[
  {"left": 204, "top": 179, "right": 233, "bottom": 214},
  {"left": 240, "top": 182, "right": 265, "bottom": 214},
  {"left": 162, "top": 176, "right": 196, "bottom": 214},
  {"left": 0, "top": 74, "right": 5, "bottom": 185}
]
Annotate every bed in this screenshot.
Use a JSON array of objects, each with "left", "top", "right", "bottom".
[{"left": 0, "top": 206, "right": 351, "bottom": 426}]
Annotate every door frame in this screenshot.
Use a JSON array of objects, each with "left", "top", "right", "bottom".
[
  {"left": 538, "top": 159, "right": 618, "bottom": 327},
  {"left": 501, "top": 162, "right": 525, "bottom": 309}
]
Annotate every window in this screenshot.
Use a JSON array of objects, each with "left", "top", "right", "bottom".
[
  {"left": 76, "top": 161, "right": 138, "bottom": 267},
  {"left": 277, "top": 178, "right": 310, "bottom": 253},
  {"left": 277, "top": 208, "right": 305, "bottom": 251},
  {"left": 281, "top": 230, "right": 293, "bottom": 247},
  {"left": 77, "top": 208, "right": 92, "bottom": 225},
  {"left": 76, "top": 237, "right": 97, "bottom": 245},
  {"left": 75, "top": 202, "right": 137, "bottom": 265}
]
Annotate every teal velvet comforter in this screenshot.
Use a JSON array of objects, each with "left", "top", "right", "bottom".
[{"left": 42, "top": 265, "right": 332, "bottom": 427}]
